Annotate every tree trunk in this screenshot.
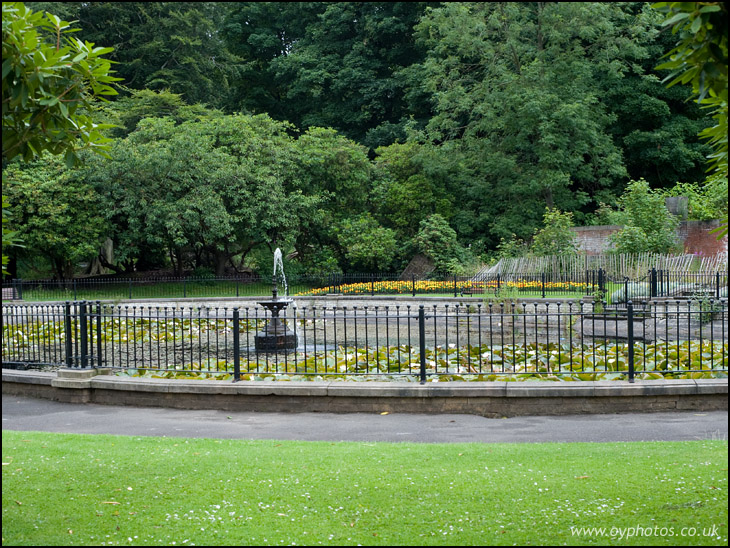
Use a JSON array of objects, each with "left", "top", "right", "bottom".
[{"left": 214, "top": 249, "right": 229, "bottom": 277}]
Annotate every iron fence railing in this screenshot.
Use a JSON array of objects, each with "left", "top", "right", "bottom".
[
  {"left": 3, "top": 299, "right": 727, "bottom": 382},
  {"left": 4, "top": 270, "right": 726, "bottom": 302}
]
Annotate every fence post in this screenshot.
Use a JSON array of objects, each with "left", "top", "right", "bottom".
[
  {"left": 598, "top": 268, "right": 605, "bottom": 293},
  {"left": 183, "top": 277, "right": 187, "bottom": 298},
  {"left": 371, "top": 274, "right": 375, "bottom": 297},
  {"left": 627, "top": 300, "right": 635, "bottom": 383},
  {"left": 73, "top": 278, "right": 78, "bottom": 300},
  {"left": 717, "top": 272, "right": 721, "bottom": 299},
  {"left": 660, "top": 269, "right": 665, "bottom": 297},
  {"left": 541, "top": 272, "right": 546, "bottom": 299},
  {"left": 454, "top": 274, "right": 457, "bottom": 298},
  {"left": 79, "top": 301, "right": 89, "bottom": 368},
  {"left": 412, "top": 274, "right": 416, "bottom": 297},
  {"left": 418, "top": 305, "right": 426, "bottom": 384},
  {"left": 232, "top": 308, "right": 241, "bottom": 382},
  {"left": 64, "top": 301, "right": 73, "bottom": 368},
  {"left": 128, "top": 279, "right": 132, "bottom": 300},
  {"left": 95, "top": 301, "right": 103, "bottom": 368},
  {"left": 14, "top": 278, "right": 23, "bottom": 300},
  {"left": 650, "top": 268, "right": 657, "bottom": 298}
]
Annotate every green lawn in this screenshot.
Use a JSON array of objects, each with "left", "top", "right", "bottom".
[
  {"left": 2, "top": 430, "right": 727, "bottom": 546},
  {"left": 16, "top": 287, "right": 591, "bottom": 303}
]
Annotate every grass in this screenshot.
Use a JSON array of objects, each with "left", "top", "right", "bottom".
[
  {"left": 2, "top": 430, "right": 727, "bottom": 546},
  {"left": 13, "top": 279, "right": 596, "bottom": 302}
]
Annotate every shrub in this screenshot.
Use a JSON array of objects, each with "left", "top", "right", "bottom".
[{"left": 610, "top": 179, "right": 680, "bottom": 254}]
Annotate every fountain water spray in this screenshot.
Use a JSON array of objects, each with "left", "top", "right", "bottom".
[{"left": 273, "top": 247, "right": 288, "bottom": 297}]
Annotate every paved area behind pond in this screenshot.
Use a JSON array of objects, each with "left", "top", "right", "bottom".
[{"left": 2, "top": 396, "right": 727, "bottom": 443}]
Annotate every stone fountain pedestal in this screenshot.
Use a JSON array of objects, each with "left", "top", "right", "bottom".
[{"left": 254, "top": 288, "right": 298, "bottom": 353}]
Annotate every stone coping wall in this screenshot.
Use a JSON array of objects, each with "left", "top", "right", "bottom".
[{"left": 3, "top": 369, "right": 726, "bottom": 417}]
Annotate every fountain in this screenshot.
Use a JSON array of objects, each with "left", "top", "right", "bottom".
[{"left": 254, "top": 248, "right": 298, "bottom": 353}]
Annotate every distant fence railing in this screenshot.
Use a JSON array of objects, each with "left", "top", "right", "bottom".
[
  {"left": 2, "top": 299, "right": 727, "bottom": 382},
  {"left": 2, "top": 269, "right": 727, "bottom": 302}
]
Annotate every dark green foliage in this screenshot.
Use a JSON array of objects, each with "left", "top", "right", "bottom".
[
  {"left": 36, "top": 2, "right": 241, "bottom": 109},
  {"left": 3, "top": 2, "right": 118, "bottom": 275},
  {"left": 8, "top": 2, "right": 727, "bottom": 276},
  {"left": 414, "top": 214, "right": 469, "bottom": 274},
  {"left": 4, "top": 155, "right": 109, "bottom": 279},
  {"left": 610, "top": 179, "right": 681, "bottom": 254},
  {"left": 267, "top": 2, "right": 435, "bottom": 149},
  {"left": 88, "top": 113, "right": 318, "bottom": 275},
  {"left": 531, "top": 209, "right": 579, "bottom": 257},
  {"left": 221, "top": 2, "right": 323, "bottom": 118},
  {"left": 372, "top": 142, "right": 457, "bottom": 239},
  {"left": 337, "top": 214, "right": 398, "bottom": 271},
  {"left": 653, "top": 1, "right": 728, "bottom": 237},
  {"left": 2, "top": 2, "right": 119, "bottom": 164},
  {"left": 103, "top": 88, "right": 217, "bottom": 138}
]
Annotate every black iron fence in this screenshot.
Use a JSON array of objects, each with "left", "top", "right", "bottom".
[
  {"left": 3, "top": 299, "right": 727, "bottom": 382},
  {"left": 3, "top": 270, "right": 727, "bottom": 302}
]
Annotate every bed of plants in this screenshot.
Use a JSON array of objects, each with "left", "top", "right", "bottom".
[
  {"left": 117, "top": 338, "right": 728, "bottom": 382},
  {"left": 295, "top": 279, "right": 595, "bottom": 297}
]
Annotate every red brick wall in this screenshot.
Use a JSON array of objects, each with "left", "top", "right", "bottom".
[
  {"left": 571, "top": 225, "right": 623, "bottom": 255},
  {"left": 678, "top": 220, "right": 728, "bottom": 257},
  {"left": 571, "top": 221, "right": 728, "bottom": 256}
]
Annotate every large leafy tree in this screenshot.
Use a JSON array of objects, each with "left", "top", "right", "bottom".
[
  {"left": 412, "top": 2, "right": 642, "bottom": 245},
  {"left": 221, "top": 2, "right": 323, "bottom": 118},
  {"left": 88, "top": 113, "right": 318, "bottom": 275},
  {"left": 285, "top": 126, "right": 376, "bottom": 271},
  {"left": 2, "top": 1, "right": 118, "bottom": 276},
  {"left": 266, "top": 2, "right": 434, "bottom": 149},
  {"left": 371, "top": 141, "right": 462, "bottom": 244},
  {"left": 603, "top": 2, "right": 713, "bottom": 188},
  {"left": 4, "top": 155, "right": 108, "bottom": 279},
  {"left": 29, "top": 2, "right": 241, "bottom": 109}
]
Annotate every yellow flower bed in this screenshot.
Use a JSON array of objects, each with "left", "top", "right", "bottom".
[{"left": 295, "top": 279, "right": 594, "bottom": 296}]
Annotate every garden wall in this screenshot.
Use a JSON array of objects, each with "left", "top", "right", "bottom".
[{"left": 572, "top": 220, "right": 728, "bottom": 256}]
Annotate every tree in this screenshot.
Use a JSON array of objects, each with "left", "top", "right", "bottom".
[
  {"left": 414, "top": 214, "right": 469, "bottom": 274},
  {"left": 286, "top": 126, "right": 374, "bottom": 271},
  {"left": 2, "top": 1, "right": 118, "bottom": 275},
  {"left": 89, "top": 113, "right": 318, "bottom": 275},
  {"left": 337, "top": 214, "right": 398, "bottom": 272},
  {"left": 530, "top": 209, "right": 579, "bottom": 257},
  {"left": 2, "top": 2, "right": 119, "bottom": 164},
  {"left": 411, "top": 2, "right": 638, "bottom": 246},
  {"left": 267, "top": 2, "right": 434, "bottom": 149},
  {"left": 653, "top": 1, "right": 728, "bottom": 236},
  {"left": 221, "top": 2, "right": 323, "bottom": 118},
  {"left": 103, "top": 88, "right": 218, "bottom": 139},
  {"left": 371, "top": 141, "right": 456, "bottom": 239},
  {"left": 4, "top": 155, "right": 108, "bottom": 279},
  {"left": 48, "top": 2, "right": 241, "bottom": 110},
  {"left": 610, "top": 179, "right": 680, "bottom": 254}
]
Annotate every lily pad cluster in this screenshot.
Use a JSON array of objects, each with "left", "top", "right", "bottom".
[{"left": 120, "top": 339, "right": 727, "bottom": 382}]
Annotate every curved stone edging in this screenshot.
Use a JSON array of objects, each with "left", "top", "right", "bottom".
[{"left": 2, "top": 368, "right": 727, "bottom": 417}]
